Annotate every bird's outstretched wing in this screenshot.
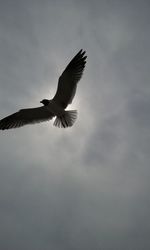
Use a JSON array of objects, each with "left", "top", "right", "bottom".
[
  {"left": 53, "top": 49, "right": 87, "bottom": 109},
  {"left": 0, "top": 106, "right": 54, "bottom": 130}
]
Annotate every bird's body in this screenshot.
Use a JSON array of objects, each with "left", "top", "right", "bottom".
[
  {"left": 46, "top": 100, "right": 65, "bottom": 117},
  {"left": 0, "top": 50, "right": 87, "bottom": 130}
]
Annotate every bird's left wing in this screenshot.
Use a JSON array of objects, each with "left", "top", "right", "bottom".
[
  {"left": 0, "top": 106, "right": 54, "bottom": 130},
  {"left": 53, "top": 50, "right": 87, "bottom": 109}
]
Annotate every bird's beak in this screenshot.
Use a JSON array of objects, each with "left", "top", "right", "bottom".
[{"left": 40, "top": 101, "right": 42, "bottom": 103}]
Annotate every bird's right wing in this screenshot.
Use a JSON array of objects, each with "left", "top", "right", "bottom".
[
  {"left": 0, "top": 106, "right": 54, "bottom": 130},
  {"left": 53, "top": 50, "right": 87, "bottom": 109}
]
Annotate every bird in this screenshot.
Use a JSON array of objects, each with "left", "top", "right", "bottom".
[{"left": 0, "top": 49, "right": 87, "bottom": 130}]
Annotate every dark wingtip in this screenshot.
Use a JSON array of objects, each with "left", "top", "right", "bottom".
[
  {"left": 78, "top": 50, "right": 87, "bottom": 64},
  {"left": 78, "top": 49, "right": 86, "bottom": 56}
]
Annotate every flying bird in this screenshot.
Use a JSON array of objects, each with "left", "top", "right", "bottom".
[{"left": 0, "top": 50, "right": 87, "bottom": 130}]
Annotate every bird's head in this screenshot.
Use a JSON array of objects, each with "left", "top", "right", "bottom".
[{"left": 40, "top": 99, "right": 49, "bottom": 106}]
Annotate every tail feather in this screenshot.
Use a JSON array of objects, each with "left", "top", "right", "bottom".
[{"left": 53, "top": 110, "right": 77, "bottom": 128}]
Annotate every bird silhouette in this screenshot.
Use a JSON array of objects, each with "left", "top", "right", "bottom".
[{"left": 0, "top": 50, "right": 87, "bottom": 130}]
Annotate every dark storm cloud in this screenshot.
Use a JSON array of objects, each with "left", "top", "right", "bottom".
[{"left": 0, "top": 0, "right": 150, "bottom": 249}]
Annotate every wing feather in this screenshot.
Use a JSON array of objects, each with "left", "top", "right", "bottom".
[
  {"left": 53, "top": 49, "right": 87, "bottom": 108},
  {"left": 0, "top": 106, "right": 54, "bottom": 130}
]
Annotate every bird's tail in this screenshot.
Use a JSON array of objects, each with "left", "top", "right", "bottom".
[{"left": 53, "top": 110, "right": 77, "bottom": 128}]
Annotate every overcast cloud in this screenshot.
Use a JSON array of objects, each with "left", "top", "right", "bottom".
[{"left": 0, "top": 0, "right": 150, "bottom": 249}]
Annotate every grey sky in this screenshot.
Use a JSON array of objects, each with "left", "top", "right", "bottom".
[{"left": 0, "top": 0, "right": 150, "bottom": 249}]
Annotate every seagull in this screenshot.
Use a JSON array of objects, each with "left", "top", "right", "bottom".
[{"left": 0, "top": 49, "right": 87, "bottom": 130}]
